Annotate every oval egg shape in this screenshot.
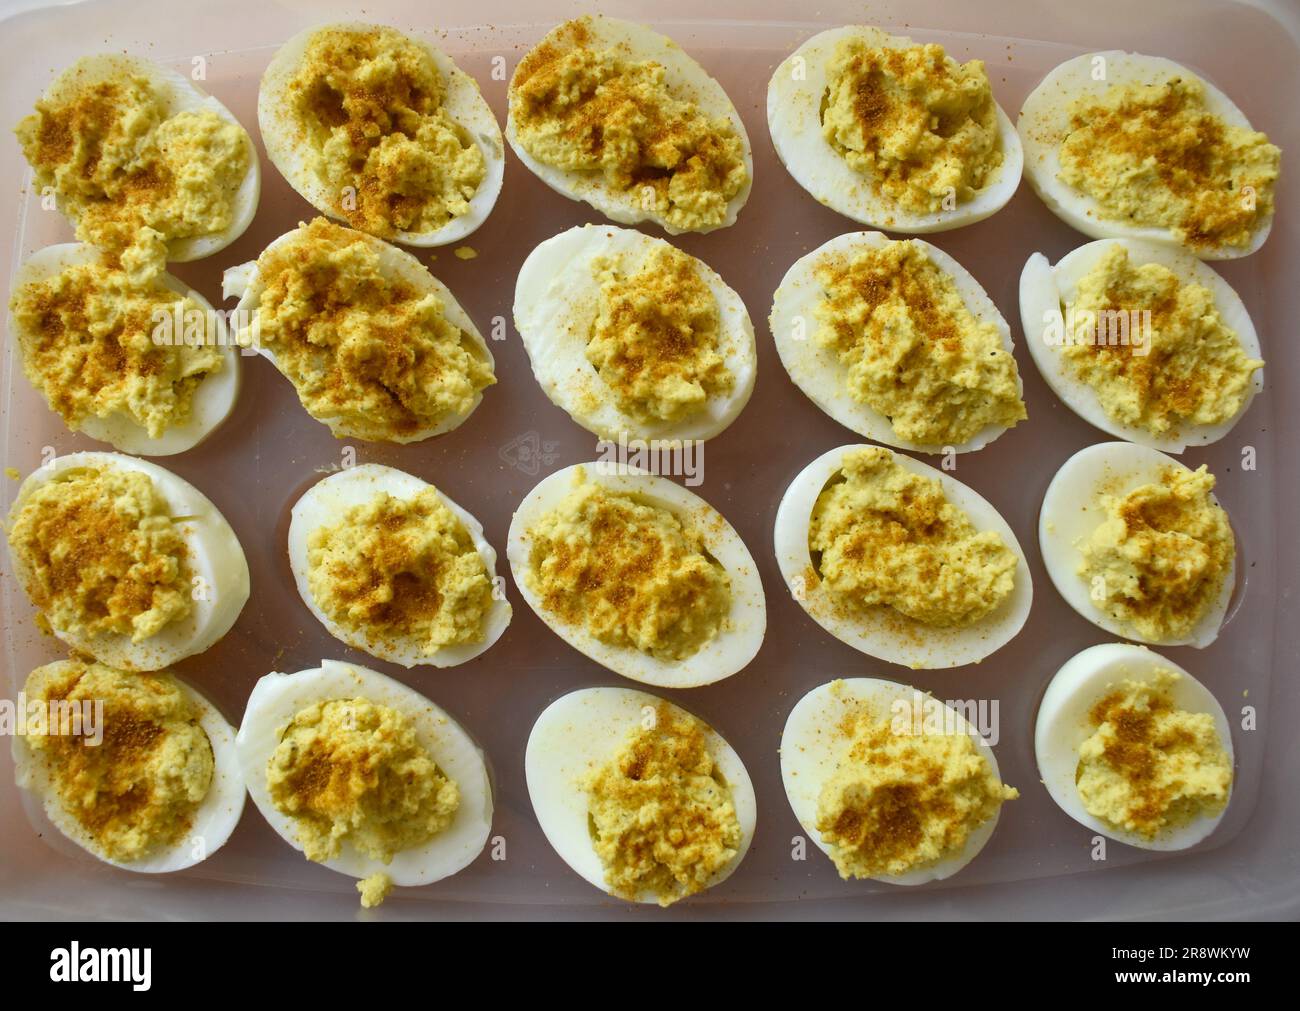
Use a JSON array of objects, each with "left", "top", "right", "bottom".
[
  {"left": 507, "top": 463, "right": 766, "bottom": 688},
  {"left": 514, "top": 223, "right": 757, "bottom": 442},
  {"left": 1019, "top": 238, "right": 1263, "bottom": 452},
  {"left": 774, "top": 444, "right": 1032, "bottom": 668},
  {"left": 767, "top": 26, "right": 1022, "bottom": 233},
  {"left": 258, "top": 22, "right": 504, "bottom": 247},
  {"left": 525, "top": 685, "right": 757, "bottom": 903},
  {"left": 236, "top": 659, "right": 494, "bottom": 888},
  {"left": 1035, "top": 642, "right": 1234, "bottom": 850},
  {"left": 287, "top": 464, "right": 511, "bottom": 668},
  {"left": 5, "top": 451, "right": 250, "bottom": 671},
  {"left": 770, "top": 231, "right": 1023, "bottom": 454}
]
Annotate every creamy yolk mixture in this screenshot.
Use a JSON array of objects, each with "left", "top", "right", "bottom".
[
  {"left": 1058, "top": 77, "right": 1280, "bottom": 251},
  {"left": 586, "top": 246, "right": 732, "bottom": 424},
  {"left": 16, "top": 64, "right": 248, "bottom": 258},
  {"left": 808, "top": 448, "right": 1018, "bottom": 627},
  {"left": 1079, "top": 465, "right": 1234, "bottom": 642},
  {"left": 1076, "top": 671, "right": 1232, "bottom": 839},
  {"left": 307, "top": 488, "right": 493, "bottom": 656},
  {"left": 24, "top": 658, "right": 213, "bottom": 863},
  {"left": 525, "top": 476, "right": 731, "bottom": 661},
  {"left": 243, "top": 218, "right": 494, "bottom": 441},
  {"left": 822, "top": 39, "right": 1003, "bottom": 215},
  {"left": 815, "top": 683, "right": 1017, "bottom": 879},
  {"left": 7, "top": 465, "right": 191, "bottom": 643},
  {"left": 814, "top": 240, "right": 1025, "bottom": 446},
  {"left": 511, "top": 18, "right": 748, "bottom": 231},
  {"left": 1064, "top": 246, "right": 1262, "bottom": 436},
  {"left": 583, "top": 702, "right": 741, "bottom": 905},
  {"left": 10, "top": 254, "right": 223, "bottom": 439},
  {"left": 287, "top": 26, "right": 486, "bottom": 238},
  {"left": 266, "top": 697, "right": 459, "bottom": 866}
]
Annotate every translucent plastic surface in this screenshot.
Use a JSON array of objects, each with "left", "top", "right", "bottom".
[{"left": 2, "top": 0, "right": 1297, "bottom": 920}]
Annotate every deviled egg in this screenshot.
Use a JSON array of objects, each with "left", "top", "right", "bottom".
[
  {"left": 768, "top": 27, "right": 1022, "bottom": 232},
  {"left": 1036, "top": 643, "right": 1233, "bottom": 850},
  {"left": 9, "top": 243, "right": 239, "bottom": 456},
  {"left": 507, "top": 463, "right": 765, "bottom": 688},
  {"left": 1019, "top": 238, "right": 1263, "bottom": 452},
  {"left": 13, "top": 657, "right": 244, "bottom": 873},
  {"left": 17, "top": 54, "right": 259, "bottom": 262},
  {"left": 224, "top": 218, "right": 495, "bottom": 443},
  {"left": 1039, "top": 443, "right": 1236, "bottom": 648},
  {"left": 526, "top": 686, "right": 756, "bottom": 905},
  {"left": 5, "top": 452, "right": 250, "bottom": 671},
  {"left": 258, "top": 23, "right": 504, "bottom": 247},
  {"left": 514, "top": 224, "right": 756, "bottom": 442},
  {"left": 775, "top": 445, "right": 1032, "bottom": 669},
  {"left": 770, "top": 232, "right": 1026, "bottom": 453},
  {"left": 237, "top": 660, "right": 494, "bottom": 906},
  {"left": 1018, "top": 52, "right": 1280, "bottom": 259},
  {"left": 288, "top": 464, "right": 511, "bottom": 668},
  {"left": 781, "top": 678, "right": 1017, "bottom": 884},
  {"left": 507, "top": 15, "right": 752, "bottom": 234}
]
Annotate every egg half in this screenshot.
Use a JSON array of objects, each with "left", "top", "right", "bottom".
[
  {"left": 10, "top": 243, "right": 240, "bottom": 457},
  {"left": 770, "top": 231, "right": 1022, "bottom": 454},
  {"left": 767, "top": 26, "right": 1022, "bottom": 233},
  {"left": 1019, "top": 238, "right": 1263, "bottom": 452},
  {"left": 505, "top": 15, "right": 753, "bottom": 234},
  {"left": 775, "top": 444, "right": 1032, "bottom": 668},
  {"left": 222, "top": 223, "right": 494, "bottom": 442},
  {"left": 287, "top": 464, "right": 511, "bottom": 668},
  {"left": 1018, "top": 51, "right": 1274, "bottom": 259},
  {"left": 29, "top": 54, "right": 260, "bottom": 262},
  {"left": 236, "top": 660, "right": 494, "bottom": 888},
  {"left": 525, "top": 685, "right": 757, "bottom": 903},
  {"left": 506, "top": 463, "right": 766, "bottom": 688},
  {"left": 1035, "top": 642, "right": 1233, "bottom": 851},
  {"left": 12, "top": 660, "right": 245, "bottom": 873},
  {"left": 6, "top": 451, "right": 250, "bottom": 671},
  {"left": 780, "top": 677, "right": 1010, "bottom": 884},
  {"left": 258, "top": 22, "right": 504, "bottom": 247},
  {"left": 513, "top": 224, "right": 756, "bottom": 442},
  {"left": 1039, "top": 442, "right": 1236, "bottom": 648}
]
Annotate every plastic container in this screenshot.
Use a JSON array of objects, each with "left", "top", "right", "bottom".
[{"left": 1, "top": 0, "right": 1297, "bottom": 921}]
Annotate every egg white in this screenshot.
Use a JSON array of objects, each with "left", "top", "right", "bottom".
[
  {"left": 222, "top": 223, "right": 494, "bottom": 443},
  {"left": 258, "top": 22, "right": 504, "bottom": 247},
  {"left": 1039, "top": 442, "right": 1237, "bottom": 649},
  {"left": 506, "top": 463, "right": 766, "bottom": 688},
  {"left": 514, "top": 224, "right": 756, "bottom": 442},
  {"left": 1035, "top": 642, "right": 1234, "bottom": 851},
  {"left": 505, "top": 15, "right": 753, "bottom": 235},
  {"left": 770, "top": 231, "right": 1023, "bottom": 453},
  {"left": 780, "top": 677, "right": 1011, "bottom": 885},
  {"left": 767, "top": 26, "right": 1022, "bottom": 233},
  {"left": 1018, "top": 51, "right": 1274, "bottom": 260},
  {"left": 774, "top": 444, "right": 1032, "bottom": 669},
  {"left": 12, "top": 659, "right": 245, "bottom": 873},
  {"left": 287, "top": 464, "right": 511, "bottom": 668},
  {"left": 9, "top": 243, "right": 240, "bottom": 457},
  {"left": 32, "top": 54, "right": 260, "bottom": 262},
  {"left": 525, "top": 685, "right": 757, "bottom": 904},
  {"left": 236, "top": 659, "right": 493, "bottom": 887},
  {"left": 1019, "top": 238, "right": 1263, "bottom": 452},
  {"left": 6, "top": 452, "right": 250, "bottom": 671}
]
